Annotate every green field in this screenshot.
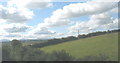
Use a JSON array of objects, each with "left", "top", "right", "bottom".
[{"left": 41, "top": 32, "right": 119, "bottom": 61}]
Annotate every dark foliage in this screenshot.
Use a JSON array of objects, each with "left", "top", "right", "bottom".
[
  {"left": 2, "top": 43, "right": 109, "bottom": 61},
  {"left": 31, "top": 29, "right": 120, "bottom": 48},
  {"left": 49, "top": 50, "right": 76, "bottom": 61},
  {"left": 78, "top": 29, "right": 120, "bottom": 39},
  {"left": 2, "top": 42, "right": 76, "bottom": 61},
  {"left": 11, "top": 39, "right": 22, "bottom": 48},
  {"left": 31, "top": 36, "right": 77, "bottom": 48}
]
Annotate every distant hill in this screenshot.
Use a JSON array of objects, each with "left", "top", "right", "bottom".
[
  {"left": 1, "top": 38, "right": 49, "bottom": 46},
  {"left": 41, "top": 32, "right": 119, "bottom": 61},
  {"left": 22, "top": 40, "right": 48, "bottom": 46}
]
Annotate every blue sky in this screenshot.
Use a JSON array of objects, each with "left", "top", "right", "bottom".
[{"left": 0, "top": 0, "right": 119, "bottom": 40}]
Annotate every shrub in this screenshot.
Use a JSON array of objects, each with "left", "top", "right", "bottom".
[{"left": 49, "top": 50, "right": 76, "bottom": 61}]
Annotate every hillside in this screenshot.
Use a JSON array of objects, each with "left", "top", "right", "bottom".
[{"left": 41, "top": 32, "right": 119, "bottom": 61}]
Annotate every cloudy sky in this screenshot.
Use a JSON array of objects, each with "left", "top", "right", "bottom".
[{"left": 0, "top": 0, "right": 119, "bottom": 41}]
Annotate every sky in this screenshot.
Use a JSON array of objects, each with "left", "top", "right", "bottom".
[{"left": 0, "top": 0, "right": 119, "bottom": 41}]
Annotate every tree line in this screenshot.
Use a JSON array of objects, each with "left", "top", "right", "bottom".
[{"left": 31, "top": 29, "right": 120, "bottom": 48}]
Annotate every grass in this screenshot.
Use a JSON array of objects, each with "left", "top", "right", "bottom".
[{"left": 41, "top": 32, "right": 119, "bottom": 61}]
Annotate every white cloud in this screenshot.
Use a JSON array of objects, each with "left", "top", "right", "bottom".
[
  {"left": 68, "top": 12, "right": 118, "bottom": 34},
  {"left": 31, "top": 27, "right": 56, "bottom": 35},
  {"left": 88, "top": 13, "right": 113, "bottom": 25},
  {"left": 111, "top": 8, "right": 118, "bottom": 13},
  {"left": 7, "top": 0, "right": 53, "bottom": 9},
  {"left": 59, "top": 2, "right": 117, "bottom": 18},
  {"left": 28, "top": 24, "right": 56, "bottom": 35},
  {"left": 1, "top": 33, "right": 24, "bottom": 41},
  {"left": 0, "top": 19, "right": 6, "bottom": 24},
  {"left": 0, "top": 0, "right": 53, "bottom": 40},
  {"left": 41, "top": 1, "right": 117, "bottom": 28},
  {"left": 25, "top": 24, "right": 65, "bottom": 39},
  {"left": 0, "top": 6, "right": 34, "bottom": 23},
  {"left": 5, "top": 33, "right": 21, "bottom": 38},
  {"left": 104, "top": 18, "right": 119, "bottom": 30},
  {"left": 92, "top": 0, "right": 120, "bottom": 2},
  {"left": 3, "top": 23, "right": 32, "bottom": 33},
  {"left": 68, "top": 22, "right": 94, "bottom": 34},
  {"left": 43, "top": 17, "right": 70, "bottom": 27},
  {"left": 0, "top": 19, "right": 8, "bottom": 36},
  {"left": 51, "top": 0, "right": 119, "bottom": 2},
  {"left": 0, "top": 0, "right": 53, "bottom": 23}
]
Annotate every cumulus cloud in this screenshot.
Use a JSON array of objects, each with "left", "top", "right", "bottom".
[
  {"left": 51, "top": 0, "right": 119, "bottom": 2},
  {"left": 0, "top": 0, "right": 53, "bottom": 40},
  {"left": 40, "top": 1, "right": 117, "bottom": 28},
  {"left": 68, "top": 22, "right": 94, "bottom": 34},
  {"left": 0, "top": 19, "right": 6, "bottom": 24},
  {"left": 0, "top": 0, "right": 53, "bottom": 23},
  {"left": 68, "top": 13, "right": 118, "bottom": 34},
  {"left": 92, "top": 0, "right": 120, "bottom": 2},
  {"left": 57, "top": 2, "right": 117, "bottom": 18},
  {"left": 5, "top": 33, "right": 21, "bottom": 38},
  {"left": 25, "top": 24, "right": 65, "bottom": 39},
  {"left": 7, "top": 0, "right": 53, "bottom": 9},
  {"left": 104, "top": 18, "right": 120, "bottom": 30},
  {"left": 110, "top": 8, "right": 118, "bottom": 13},
  {"left": 88, "top": 13, "right": 113, "bottom": 25},
  {"left": 31, "top": 27, "right": 56, "bottom": 35},
  {"left": 43, "top": 18, "right": 70, "bottom": 27},
  {"left": 0, "top": 19, "right": 8, "bottom": 36},
  {"left": 29, "top": 24, "right": 56, "bottom": 35},
  {"left": 0, "top": 6, "right": 34, "bottom": 23},
  {"left": 0, "top": 33, "right": 24, "bottom": 41},
  {"left": 3, "top": 23, "right": 32, "bottom": 33},
  {"left": 0, "top": 32, "right": 8, "bottom": 37}
]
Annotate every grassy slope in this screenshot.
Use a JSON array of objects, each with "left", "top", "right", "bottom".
[{"left": 41, "top": 32, "right": 119, "bottom": 61}]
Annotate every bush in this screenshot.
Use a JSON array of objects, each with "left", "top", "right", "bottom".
[{"left": 49, "top": 50, "right": 76, "bottom": 61}]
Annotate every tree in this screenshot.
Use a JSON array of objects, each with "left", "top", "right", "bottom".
[{"left": 11, "top": 39, "right": 22, "bottom": 47}]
